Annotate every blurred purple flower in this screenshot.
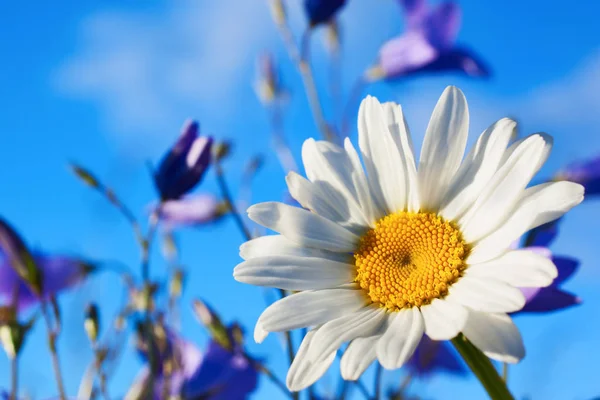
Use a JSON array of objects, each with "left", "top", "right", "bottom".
[
  {"left": 154, "top": 120, "right": 213, "bottom": 201},
  {"left": 130, "top": 328, "right": 258, "bottom": 399},
  {"left": 0, "top": 252, "right": 91, "bottom": 311},
  {"left": 155, "top": 194, "right": 224, "bottom": 230},
  {"left": 304, "top": 0, "right": 346, "bottom": 27},
  {"left": 556, "top": 154, "right": 600, "bottom": 196},
  {"left": 369, "top": 0, "right": 490, "bottom": 80},
  {"left": 406, "top": 335, "right": 466, "bottom": 377},
  {"left": 518, "top": 247, "right": 581, "bottom": 314}
]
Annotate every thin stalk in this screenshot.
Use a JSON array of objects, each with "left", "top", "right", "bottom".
[
  {"left": 354, "top": 379, "right": 371, "bottom": 399},
  {"left": 10, "top": 356, "right": 17, "bottom": 400},
  {"left": 142, "top": 208, "right": 160, "bottom": 398},
  {"left": 373, "top": 364, "right": 383, "bottom": 400},
  {"left": 502, "top": 363, "right": 508, "bottom": 383},
  {"left": 275, "top": 21, "right": 335, "bottom": 142},
  {"left": 270, "top": 105, "right": 298, "bottom": 173},
  {"left": 451, "top": 334, "right": 514, "bottom": 400},
  {"left": 252, "top": 359, "right": 294, "bottom": 399},
  {"left": 215, "top": 161, "right": 297, "bottom": 400},
  {"left": 215, "top": 162, "right": 253, "bottom": 241},
  {"left": 42, "top": 303, "right": 67, "bottom": 400}
]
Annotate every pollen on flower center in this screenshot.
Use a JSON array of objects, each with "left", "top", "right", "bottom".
[{"left": 354, "top": 212, "right": 469, "bottom": 311}]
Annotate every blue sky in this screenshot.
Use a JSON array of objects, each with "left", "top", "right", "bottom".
[{"left": 1, "top": 0, "right": 600, "bottom": 398}]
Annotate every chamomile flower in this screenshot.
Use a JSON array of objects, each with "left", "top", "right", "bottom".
[{"left": 234, "top": 86, "right": 584, "bottom": 391}]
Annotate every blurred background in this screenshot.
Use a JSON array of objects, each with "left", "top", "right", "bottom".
[{"left": 1, "top": 0, "right": 599, "bottom": 399}]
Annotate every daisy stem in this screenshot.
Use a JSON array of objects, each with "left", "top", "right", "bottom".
[{"left": 451, "top": 334, "right": 514, "bottom": 400}]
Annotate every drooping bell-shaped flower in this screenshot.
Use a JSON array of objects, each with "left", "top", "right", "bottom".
[
  {"left": 368, "top": 0, "right": 490, "bottom": 81},
  {"left": 128, "top": 326, "right": 258, "bottom": 400},
  {"left": 155, "top": 194, "right": 226, "bottom": 230},
  {"left": 0, "top": 252, "right": 92, "bottom": 311},
  {"left": 304, "top": 0, "right": 346, "bottom": 27},
  {"left": 555, "top": 153, "right": 600, "bottom": 196},
  {"left": 153, "top": 120, "right": 213, "bottom": 200}
]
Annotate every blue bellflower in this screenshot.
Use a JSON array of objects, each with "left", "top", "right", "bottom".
[
  {"left": 369, "top": 0, "right": 490, "bottom": 80},
  {"left": 0, "top": 252, "right": 91, "bottom": 311},
  {"left": 129, "top": 327, "right": 258, "bottom": 399},
  {"left": 556, "top": 154, "right": 600, "bottom": 196},
  {"left": 304, "top": 0, "right": 346, "bottom": 27},
  {"left": 154, "top": 120, "right": 213, "bottom": 201}
]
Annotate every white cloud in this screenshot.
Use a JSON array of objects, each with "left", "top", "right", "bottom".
[{"left": 55, "top": 0, "right": 278, "bottom": 148}]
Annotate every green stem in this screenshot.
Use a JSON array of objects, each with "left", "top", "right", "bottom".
[
  {"left": 451, "top": 334, "right": 514, "bottom": 400},
  {"left": 10, "top": 355, "right": 17, "bottom": 400},
  {"left": 42, "top": 303, "right": 67, "bottom": 400},
  {"left": 373, "top": 364, "right": 382, "bottom": 400},
  {"left": 215, "top": 162, "right": 298, "bottom": 400}
]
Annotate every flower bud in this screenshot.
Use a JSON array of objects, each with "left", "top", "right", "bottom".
[
  {"left": 269, "top": 0, "right": 286, "bottom": 25},
  {"left": 69, "top": 163, "right": 100, "bottom": 188},
  {"left": 169, "top": 269, "right": 185, "bottom": 299},
  {"left": 213, "top": 141, "right": 232, "bottom": 162},
  {"left": 85, "top": 303, "right": 100, "bottom": 344},
  {"left": 0, "top": 218, "right": 43, "bottom": 296},
  {"left": 154, "top": 120, "right": 213, "bottom": 200},
  {"left": 192, "top": 299, "right": 231, "bottom": 350}
]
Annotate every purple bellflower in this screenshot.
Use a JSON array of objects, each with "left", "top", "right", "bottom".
[
  {"left": 0, "top": 252, "right": 92, "bottom": 311},
  {"left": 369, "top": 0, "right": 490, "bottom": 81},
  {"left": 304, "top": 0, "right": 346, "bottom": 27},
  {"left": 156, "top": 194, "right": 224, "bottom": 230},
  {"left": 154, "top": 120, "right": 213, "bottom": 201},
  {"left": 130, "top": 327, "right": 258, "bottom": 399},
  {"left": 556, "top": 154, "right": 600, "bottom": 196}
]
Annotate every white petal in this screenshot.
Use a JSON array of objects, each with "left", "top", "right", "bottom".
[
  {"left": 286, "top": 171, "right": 354, "bottom": 227},
  {"left": 357, "top": 96, "right": 409, "bottom": 213},
  {"left": 420, "top": 298, "right": 467, "bottom": 340},
  {"left": 461, "top": 311, "right": 525, "bottom": 363},
  {"left": 344, "top": 138, "right": 381, "bottom": 224},
  {"left": 440, "top": 118, "right": 516, "bottom": 221},
  {"left": 256, "top": 287, "right": 366, "bottom": 333},
  {"left": 376, "top": 307, "right": 424, "bottom": 369},
  {"left": 418, "top": 86, "right": 469, "bottom": 211},
  {"left": 240, "top": 235, "right": 349, "bottom": 262},
  {"left": 301, "top": 139, "right": 370, "bottom": 226},
  {"left": 234, "top": 256, "right": 355, "bottom": 290},
  {"left": 308, "top": 306, "right": 387, "bottom": 360},
  {"left": 382, "top": 101, "right": 420, "bottom": 212},
  {"left": 447, "top": 276, "right": 525, "bottom": 313},
  {"left": 286, "top": 329, "right": 337, "bottom": 391},
  {"left": 254, "top": 320, "right": 269, "bottom": 343},
  {"left": 247, "top": 202, "right": 359, "bottom": 252},
  {"left": 469, "top": 181, "right": 584, "bottom": 264},
  {"left": 467, "top": 249, "right": 558, "bottom": 288},
  {"left": 341, "top": 334, "right": 380, "bottom": 380},
  {"left": 459, "top": 134, "right": 549, "bottom": 243}
]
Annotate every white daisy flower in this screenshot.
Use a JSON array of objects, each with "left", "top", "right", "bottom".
[{"left": 233, "top": 86, "right": 584, "bottom": 391}]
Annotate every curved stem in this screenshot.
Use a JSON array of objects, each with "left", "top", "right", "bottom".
[
  {"left": 42, "top": 303, "right": 67, "bottom": 400},
  {"left": 276, "top": 21, "right": 335, "bottom": 142},
  {"left": 10, "top": 356, "right": 18, "bottom": 400},
  {"left": 373, "top": 364, "right": 382, "bottom": 400},
  {"left": 451, "top": 334, "right": 514, "bottom": 400},
  {"left": 215, "top": 161, "right": 298, "bottom": 399}
]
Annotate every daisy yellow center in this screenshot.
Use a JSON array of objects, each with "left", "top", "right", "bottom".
[{"left": 354, "top": 211, "right": 469, "bottom": 311}]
